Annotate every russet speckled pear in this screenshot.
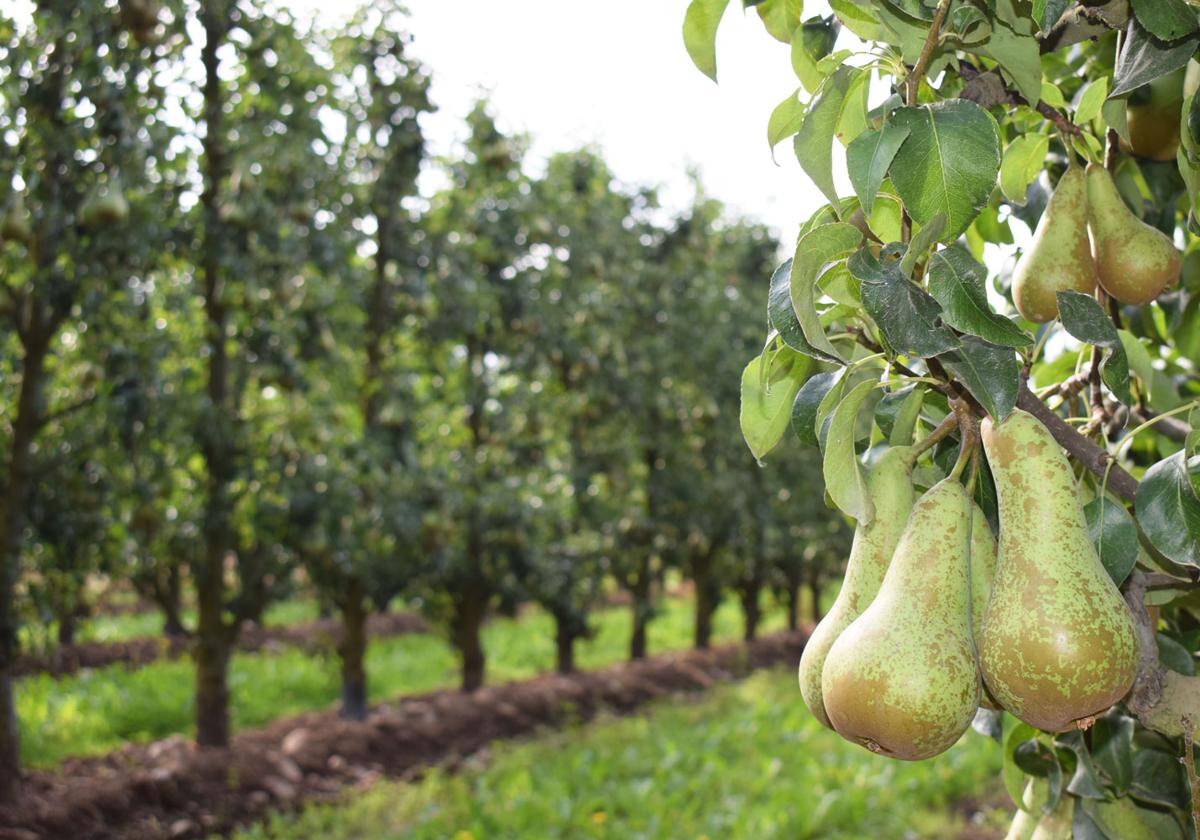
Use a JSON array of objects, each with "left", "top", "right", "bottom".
[
  {"left": 821, "top": 478, "right": 981, "bottom": 760},
  {"left": 798, "top": 446, "right": 916, "bottom": 729},
  {"left": 969, "top": 504, "right": 1003, "bottom": 711},
  {"left": 1086, "top": 163, "right": 1181, "bottom": 304},
  {"left": 1011, "top": 166, "right": 1096, "bottom": 323},
  {"left": 979, "top": 409, "right": 1137, "bottom": 732}
]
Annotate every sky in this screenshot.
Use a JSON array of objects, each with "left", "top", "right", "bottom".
[{"left": 285, "top": 0, "right": 839, "bottom": 246}]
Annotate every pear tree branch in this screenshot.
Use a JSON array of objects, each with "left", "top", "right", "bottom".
[{"left": 905, "top": 0, "right": 953, "bottom": 106}]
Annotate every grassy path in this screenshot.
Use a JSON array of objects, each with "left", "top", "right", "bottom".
[
  {"left": 226, "top": 668, "right": 1007, "bottom": 840},
  {"left": 19, "top": 594, "right": 791, "bottom": 767}
]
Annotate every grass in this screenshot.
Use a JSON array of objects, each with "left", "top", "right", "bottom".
[
  {"left": 18, "top": 591, "right": 804, "bottom": 768},
  {"left": 225, "top": 668, "right": 1007, "bottom": 840}
]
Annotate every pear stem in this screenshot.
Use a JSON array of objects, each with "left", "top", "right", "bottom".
[
  {"left": 948, "top": 398, "right": 977, "bottom": 481},
  {"left": 911, "top": 412, "right": 958, "bottom": 457}
]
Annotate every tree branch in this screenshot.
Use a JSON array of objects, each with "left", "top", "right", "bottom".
[
  {"left": 905, "top": 0, "right": 952, "bottom": 106},
  {"left": 958, "top": 63, "right": 1081, "bottom": 137}
]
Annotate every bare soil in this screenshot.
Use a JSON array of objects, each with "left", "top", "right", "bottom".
[
  {"left": 13, "top": 611, "right": 427, "bottom": 679},
  {"left": 0, "top": 631, "right": 807, "bottom": 840}
]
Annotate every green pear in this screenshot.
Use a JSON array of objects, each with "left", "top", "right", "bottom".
[
  {"left": 1011, "top": 166, "right": 1096, "bottom": 323},
  {"left": 979, "top": 409, "right": 1137, "bottom": 732},
  {"left": 821, "top": 478, "right": 980, "bottom": 760},
  {"left": 80, "top": 180, "right": 129, "bottom": 229},
  {"left": 1087, "top": 163, "right": 1181, "bottom": 304},
  {"left": 1030, "top": 794, "right": 1073, "bottom": 840},
  {"left": 970, "top": 503, "right": 1003, "bottom": 711},
  {"left": 798, "top": 445, "right": 915, "bottom": 728}
]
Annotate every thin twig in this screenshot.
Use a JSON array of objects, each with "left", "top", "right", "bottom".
[
  {"left": 912, "top": 412, "right": 959, "bottom": 457},
  {"left": 957, "top": 62, "right": 1081, "bottom": 136},
  {"left": 906, "top": 0, "right": 953, "bottom": 106}
]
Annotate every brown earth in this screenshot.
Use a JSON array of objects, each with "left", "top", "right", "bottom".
[
  {"left": 13, "top": 611, "right": 428, "bottom": 679},
  {"left": 0, "top": 631, "right": 807, "bottom": 840}
]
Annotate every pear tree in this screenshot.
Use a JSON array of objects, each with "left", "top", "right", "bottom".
[{"left": 686, "top": 0, "right": 1200, "bottom": 834}]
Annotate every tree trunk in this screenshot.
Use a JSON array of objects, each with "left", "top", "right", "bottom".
[
  {"left": 338, "top": 576, "right": 368, "bottom": 721},
  {"left": 629, "top": 572, "right": 651, "bottom": 661},
  {"left": 57, "top": 612, "right": 77, "bottom": 647},
  {"left": 0, "top": 332, "right": 50, "bottom": 805},
  {"left": 693, "top": 560, "right": 719, "bottom": 651},
  {"left": 786, "top": 581, "right": 800, "bottom": 632},
  {"left": 808, "top": 566, "right": 823, "bottom": 623},
  {"left": 454, "top": 585, "right": 488, "bottom": 693},
  {"left": 161, "top": 565, "right": 187, "bottom": 639},
  {"left": 194, "top": 3, "right": 236, "bottom": 750},
  {"left": 740, "top": 582, "right": 762, "bottom": 642},
  {"left": 553, "top": 611, "right": 576, "bottom": 675}
]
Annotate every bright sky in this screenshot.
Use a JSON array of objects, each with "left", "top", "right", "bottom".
[{"left": 287, "top": 0, "right": 837, "bottom": 247}]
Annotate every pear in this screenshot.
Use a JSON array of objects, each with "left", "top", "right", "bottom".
[
  {"left": 979, "top": 409, "right": 1137, "bottom": 732},
  {"left": 969, "top": 503, "right": 1003, "bottom": 711},
  {"left": 1011, "top": 166, "right": 1097, "bottom": 323},
  {"left": 80, "top": 180, "right": 129, "bottom": 229},
  {"left": 821, "top": 478, "right": 981, "bottom": 760},
  {"left": 1124, "top": 65, "right": 1186, "bottom": 162},
  {"left": 798, "top": 446, "right": 915, "bottom": 728},
  {"left": 1087, "top": 163, "right": 1181, "bottom": 304}
]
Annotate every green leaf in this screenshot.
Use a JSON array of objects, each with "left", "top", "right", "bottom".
[
  {"left": 1130, "top": 746, "right": 1191, "bottom": 810},
  {"left": 1056, "top": 731, "right": 1108, "bottom": 800},
  {"left": 890, "top": 386, "right": 926, "bottom": 448},
  {"left": 927, "top": 246, "right": 1035, "bottom": 348},
  {"left": 768, "top": 257, "right": 829, "bottom": 362},
  {"left": 755, "top": 0, "right": 803, "bottom": 42},
  {"left": 789, "top": 223, "right": 863, "bottom": 363},
  {"left": 1102, "top": 97, "right": 1131, "bottom": 144},
  {"left": 822, "top": 377, "right": 880, "bottom": 524},
  {"left": 1040, "top": 80, "right": 1069, "bottom": 111},
  {"left": 829, "top": 0, "right": 884, "bottom": 41},
  {"left": 1056, "top": 291, "right": 1131, "bottom": 404},
  {"left": 795, "top": 66, "right": 858, "bottom": 213},
  {"left": 938, "top": 336, "right": 1020, "bottom": 422},
  {"left": 1130, "top": 0, "right": 1199, "bottom": 43},
  {"left": 740, "top": 347, "right": 814, "bottom": 459},
  {"left": 1135, "top": 451, "right": 1200, "bottom": 568},
  {"left": 683, "top": 0, "right": 734, "bottom": 82},
  {"left": 1075, "top": 77, "right": 1109, "bottom": 125},
  {"left": 1090, "top": 711, "right": 1134, "bottom": 794},
  {"left": 846, "top": 124, "right": 910, "bottom": 216},
  {"left": 791, "top": 17, "right": 840, "bottom": 94},
  {"left": 1118, "top": 329, "right": 1158, "bottom": 402},
  {"left": 898, "top": 214, "right": 946, "bottom": 278},
  {"left": 768, "top": 89, "right": 806, "bottom": 152},
  {"left": 889, "top": 100, "right": 1002, "bottom": 240},
  {"left": 793, "top": 370, "right": 839, "bottom": 447},
  {"left": 1000, "top": 134, "right": 1051, "bottom": 204},
  {"left": 1034, "top": 0, "right": 1070, "bottom": 34},
  {"left": 1003, "top": 718, "right": 1041, "bottom": 808},
  {"left": 1084, "top": 497, "right": 1139, "bottom": 586},
  {"left": 1111, "top": 18, "right": 1200, "bottom": 98},
  {"left": 981, "top": 17, "right": 1044, "bottom": 105},
  {"left": 1082, "top": 795, "right": 1187, "bottom": 840},
  {"left": 1156, "top": 633, "right": 1196, "bottom": 675},
  {"left": 849, "top": 245, "right": 960, "bottom": 358}
]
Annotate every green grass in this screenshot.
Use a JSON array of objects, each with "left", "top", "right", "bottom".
[
  {"left": 18, "top": 593, "right": 797, "bottom": 768},
  {"left": 225, "top": 669, "right": 1006, "bottom": 840},
  {"left": 18, "top": 597, "right": 323, "bottom": 648}
]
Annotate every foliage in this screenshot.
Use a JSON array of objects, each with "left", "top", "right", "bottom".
[{"left": 685, "top": 0, "right": 1200, "bottom": 833}]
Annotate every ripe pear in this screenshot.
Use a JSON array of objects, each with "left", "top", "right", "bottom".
[
  {"left": 821, "top": 478, "right": 981, "bottom": 760},
  {"left": 1087, "top": 163, "right": 1181, "bottom": 304},
  {"left": 979, "top": 409, "right": 1137, "bottom": 732},
  {"left": 969, "top": 503, "right": 1002, "bottom": 711},
  {"left": 1011, "top": 166, "right": 1097, "bottom": 323},
  {"left": 1124, "top": 65, "right": 1186, "bottom": 162},
  {"left": 80, "top": 181, "right": 130, "bottom": 229},
  {"left": 798, "top": 446, "right": 915, "bottom": 729}
]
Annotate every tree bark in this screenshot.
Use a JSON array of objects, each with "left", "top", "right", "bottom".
[
  {"left": 692, "top": 554, "right": 719, "bottom": 651},
  {"left": 57, "top": 611, "right": 77, "bottom": 647},
  {"left": 808, "top": 565, "right": 824, "bottom": 623},
  {"left": 553, "top": 610, "right": 576, "bottom": 675},
  {"left": 0, "top": 331, "right": 50, "bottom": 805},
  {"left": 454, "top": 584, "right": 489, "bottom": 693},
  {"left": 785, "top": 581, "right": 800, "bottom": 632},
  {"left": 740, "top": 581, "right": 762, "bottom": 642},
  {"left": 338, "top": 576, "right": 368, "bottom": 721},
  {"left": 161, "top": 564, "right": 187, "bottom": 639},
  {"left": 629, "top": 571, "right": 651, "bottom": 661},
  {"left": 194, "top": 2, "right": 236, "bottom": 749}
]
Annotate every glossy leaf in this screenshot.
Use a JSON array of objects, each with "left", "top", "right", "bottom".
[
  {"left": 1000, "top": 134, "right": 1051, "bottom": 203},
  {"left": 740, "top": 347, "right": 813, "bottom": 460},
  {"left": 938, "top": 336, "right": 1020, "bottom": 422},
  {"left": 927, "top": 245, "right": 1034, "bottom": 348},
  {"left": 1135, "top": 451, "right": 1200, "bottom": 568},
  {"left": 1056, "top": 290, "right": 1131, "bottom": 405},
  {"left": 1130, "top": 0, "right": 1198, "bottom": 43},
  {"left": 846, "top": 123, "right": 910, "bottom": 216},
  {"left": 822, "top": 377, "right": 880, "bottom": 524},
  {"left": 788, "top": 223, "right": 863, "bottom": 363},
  {"left": 1084, "top": 497, "right": 1139, "bottom": 586},
  {"left": 767, "top": 89, "right": 806, "bottom": 152},
  {"left": 849, "top": 245, "right": 960, "bottom": 358},
  {"left": 792, "top": 370, "right": 840, "bottom": 447},
  {"left": 794, "top": 66, "right": 858, "bottom": 212},
  {"left": 1112, "top": 17, "right": 1200, "bottom": 97},
  {"left": 888, "top": 100, "right": 1002, "bottom": 239}
]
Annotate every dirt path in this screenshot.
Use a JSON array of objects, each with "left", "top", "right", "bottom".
[
  {"left": 0, "top": 631, "right": 807, "bottom": 840},
  {"left": 13, "top": 611, "right": 427, "bottom": 679}
]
